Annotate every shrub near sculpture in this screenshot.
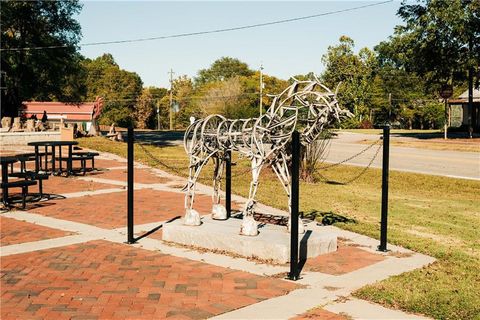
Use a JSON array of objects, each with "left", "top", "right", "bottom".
[{"left": 183, "top": 78, "right": 351, "bottom": 236}]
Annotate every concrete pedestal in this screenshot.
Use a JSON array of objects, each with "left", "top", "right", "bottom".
[{"left": 162, "top": 216, "right": 337, "bottom": 263}]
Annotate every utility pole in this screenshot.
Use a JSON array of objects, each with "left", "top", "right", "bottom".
[
  {"left": 259, "top": 64, "right": 264, "bottom": 117},
  {"left": 168, "top": 68, "right": 175, "bottom": 131}
]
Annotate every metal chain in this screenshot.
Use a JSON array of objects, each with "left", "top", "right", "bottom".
[
  {"left": 138, "top": 143, "right": 263, "bottom": 179},
  {"left": 138, "top": 139, "right": 382, "bottom": 185},
  {"left": 138, "top": 143, "right": 191, "bottom": 176},
  {"left": 317, "top": 138, "right": 382, "bottom": 170},
  {"left": 317, "top": 139, "right": 383, "bottom": 185}
]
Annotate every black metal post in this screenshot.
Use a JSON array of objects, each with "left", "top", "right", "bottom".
[
  {"left": 34, "top": 146, "right": 39, "bottom": 173},
  {"left": 67, "top": 145, "right": 73, "bottom": 176},
  {"left": 127, "top": 126, "right": 135, "bottom": 244},
  {"left": 289, "top": 130, "right": 300, "bottom": 280},
  {"left": 2, "top": 163, "right": 9, "bottom": 206},
  {"left": 225, "top": 150, "right": 231, "bottom": 219},
  {"left": 378, "top": 125, "right": 390, "bottom": 252}
]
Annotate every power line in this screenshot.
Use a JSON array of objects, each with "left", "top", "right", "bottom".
[{"left": 1, "top": 0, "right": 393, "bottom": 52}]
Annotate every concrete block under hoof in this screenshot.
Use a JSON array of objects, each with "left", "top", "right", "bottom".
[
  {"left": 163, "top": 216, "right": 337, "bottom": 263},
  {"left": 211, "top": 204, "right": 227, "bottom": 220},
  {"left": 240, "top": 215, "right": 259, "bottom": 236},
  {"left": 184, "top": 209, "right": 201, "bottom": 226}
]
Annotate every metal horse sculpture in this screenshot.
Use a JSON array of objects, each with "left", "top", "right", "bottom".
[{"left": 183, "top": 78, "right": 350, "bottom": 236}]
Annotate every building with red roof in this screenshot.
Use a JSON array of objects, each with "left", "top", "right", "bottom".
[{"left": 19, "top": 100, "right": 102, "bottom": 131}]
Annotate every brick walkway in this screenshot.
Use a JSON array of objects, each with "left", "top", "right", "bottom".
[
  {"left": 91, "top": 168, "right": 170, "bottom": 184},
  {"left": 1, "top": 240, "right": 297, "bottom": 319},
  {"left": 42, "top": 176, "right": 118, "bottom": 195},
  {"left": 1, "top": 152, "right": 434, "bottom": 320},
  {"left": 303, "top": 245, "right": 385, "bottom": 275},
  {"left": 28, "top": 190, "right": 216, "bottom": 229},
  {"left": 0, "top": 217, "right": 73, "bottom": 246}
]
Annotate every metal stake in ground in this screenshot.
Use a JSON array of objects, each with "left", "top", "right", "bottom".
[
  {"left": 289, "top": 130, "right": 300, "bottom": 280},
  {"left": 378, "top": 125, "right": 390, "bottom": 252},
  {"left": 127, "top": 125, "right": 135, "bottom": 244}
]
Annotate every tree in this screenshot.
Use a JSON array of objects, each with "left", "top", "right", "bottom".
[
  {"left": 321, "top": 36, "right": 377, "bottom": 124},
  {"left": 195, "top": 57, "right": 254, "bottom": 85},
  {"left": 142, "top": 87, "right": 168, "bottom": 129},
  {"left": 82, "top": 54, "right": 143, "bottom": 127},
  {"left": 196, "top": 77, "right": 248, "bottom": 118},
  {"left": 376, "top": 0, "right": 479, "bottom": 85},
  {"left": 243, "top": 72, "right": 289, "bottom": 114},
  {"left": 166, "top": 75, "right": 197, "bottom": 129},
  {"left": 134, "top": 89, "right": 154, "bottom": 129},
  {"left": 369, "top": 66, "right": 429, "bottom": 127},
  {"left": 1, "top": 1, "right": 84, "bottom": 117}
]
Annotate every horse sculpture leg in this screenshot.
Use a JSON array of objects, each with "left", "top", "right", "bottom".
[
  {"left": 240, "top": 157, "right": 263, "bottom": 236},
  {"left": 211, "top": 155, "right": 228, "bottom": 220},
  {"left": 272, "top": 158, "right": 305, "bottom": 234},
  {"left": 184, "top": 158, "right": 205, "bottom": 226}
]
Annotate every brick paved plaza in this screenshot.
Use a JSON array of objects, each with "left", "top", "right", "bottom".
[{"left": 1, "top": 152, "right": 434, "bottom": 319}]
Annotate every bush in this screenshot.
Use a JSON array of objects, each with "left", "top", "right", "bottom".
[
  {"left": 358, "top": 119, "right": 373, "bottom": 129},
  {"left": 300, "top": 130, "right": 332, "bottom": 183}
]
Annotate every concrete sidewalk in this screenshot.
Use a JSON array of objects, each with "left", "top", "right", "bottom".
[{"left": 1, "top": 149, "right": 434, "bottom": 319}]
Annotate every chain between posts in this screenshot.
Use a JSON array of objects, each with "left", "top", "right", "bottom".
[
  {"left": 317, "top": 139, "right": 383, "bottom": 185},
  {"left": 138, "top": 138, "right": 383, "bottom": 184},
  {"left": 137, "top": 143, "right": 262, "bottom": 179},
  {"left": 318, "top": 138, "right": 382, "bottom": 170}
]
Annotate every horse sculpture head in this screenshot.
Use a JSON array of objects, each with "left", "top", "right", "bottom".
[{"left": 261, "top": 77, "right": 351, "bottom": 148}]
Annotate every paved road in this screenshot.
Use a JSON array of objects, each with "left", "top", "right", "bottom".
[
  {"left": 132, "top": 130, "right": 479, "bottom": 180},
  {"left": 125, "top": 130, "right": 185, "bottom": 146},
  {"left": 324, "top": 132, "right": 480, "bottom": 180}
]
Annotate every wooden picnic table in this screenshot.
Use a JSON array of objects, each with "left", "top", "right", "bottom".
[
  {"left": 28, "top": 140, "right": 78, "bottom": 176},
  {"left": 1, "top": 155, "right": 37, "bottom": 209}
]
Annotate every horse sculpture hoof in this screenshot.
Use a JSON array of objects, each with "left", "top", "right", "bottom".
[
  {"left": 212, "top": 204, "right": 228, "bottom": 220},
  {"left": 240, "top": 215, "right": 258, "bottom": 236},
  {"left": 287, "top": 217, "right": 305, "bottom": 234},
  {"left": 184, "top": 209, "right": 201, "bottom": 226}
]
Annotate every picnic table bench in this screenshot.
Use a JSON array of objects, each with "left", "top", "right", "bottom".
[
  {"left": 56, "top": 151, "right": 99, "bottom": 175},
  {"left": 1, "top": 155, "right": 38, "bottom": 209}
]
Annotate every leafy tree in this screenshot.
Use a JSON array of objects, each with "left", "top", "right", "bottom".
[
  {"left": 159, "top": 75, "right": 198, "bottom": 129},
  {"left": 321, "top": 36, "right": 377, "bottom": 123},
  {"left": 196, "top": 77, "right": 252, "bottom": 118},
  {"left": 375, "top": 0, "right": 479, "bottom": 85},
  {"left": 82, "top": 54, "right": 143, "bottom": 127},
  {"left": 1, "top": 0, "right": 84, "bottom": 117},
  {"left": 369, "top": 66, "right": 429, "bottom": 127},
  {"left": 148, "top": 86, "right": 168, "bottom": 101},
  {"left": 142, "top": 86, "right": 168, "bottom": 129},
  {"left": 134, "top": 89, "right": 154, "bottom": 129},
  {"left": 195, "top": 57, "right": 254, "bottom": 85},
  {"left": 242, "top": 72, "right": 289, "bottom": 114}
]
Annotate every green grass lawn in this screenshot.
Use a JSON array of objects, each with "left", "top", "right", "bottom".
[{"left": 79, "top": 137, "right": 480, "bottom": 320}]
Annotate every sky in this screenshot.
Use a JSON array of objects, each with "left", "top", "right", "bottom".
[{"left": 76, "top": 1, "right": 404, "bottom": 88}]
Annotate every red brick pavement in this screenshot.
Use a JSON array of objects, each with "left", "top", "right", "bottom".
[
  {"left": 93, "top": 159, "right": 126, "bottom": 169},
  {"left": 0, "top": 217, "right": 72, "bottom": 246},
  {"left": 1, "top": 240, "right": 298, "bottom": 319},
  {"left": 303, "top": 245, "right": 385, "bottom": 275},
  {"left": 291, "top": 308, "right": 348, "bottom": 320},
  {"left": 28, "top": 189, "right": 218, "bottom": 229},
  {"left": 42, "top": 176, "right": 119, "bottom": 195},
  {"left": 89, "top": 168, "right": 168, "bottom": 184}
]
